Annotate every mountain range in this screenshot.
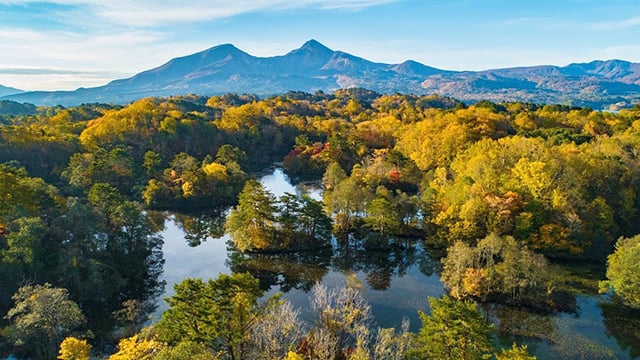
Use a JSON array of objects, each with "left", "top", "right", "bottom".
[
  {"left": 2, "top": 39, "right": 640, "bottom": 109},
  {"left": 0, "top": 84, "right": 23, "bottom": 97}
]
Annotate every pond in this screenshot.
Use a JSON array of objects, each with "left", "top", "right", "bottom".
[{"left": 155, "top": 168, "right": 640, "bottom": 360}]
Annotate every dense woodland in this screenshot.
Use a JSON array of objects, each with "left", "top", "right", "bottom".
[{"left": 0, "top": 90, "right": 639, "bottom": 359}]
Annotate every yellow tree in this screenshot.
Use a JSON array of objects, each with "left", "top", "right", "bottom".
[{"left": 58, "top": 337, "right": 91, "bottom": 360}]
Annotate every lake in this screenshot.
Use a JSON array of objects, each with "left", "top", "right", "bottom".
[{"left": 156, "top": 168, "right": 639, "bottom": 360}]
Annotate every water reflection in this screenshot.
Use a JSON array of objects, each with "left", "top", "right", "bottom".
[
  {"left": 333, "top": 233, "right": 426, "bottom": 291},
  {"left": 173, "top": 209, "right": 226, "bottom": 246},
  {"left": 155, "top": 168, "right": 640, "bottom": 359},
  {"left": 599, "top": 299, "right": 640, "bottom": 358},
  {"left": 227, "top": 250, "right": 332, "bottom": 292}
]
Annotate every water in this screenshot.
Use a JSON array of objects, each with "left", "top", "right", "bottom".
[{"left": 156, "top": 168, "right": 640, "bottom": 359}]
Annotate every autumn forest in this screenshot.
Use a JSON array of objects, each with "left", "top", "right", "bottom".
[{"left": 1, "top": 89, "right": 639, "bottom": 359}]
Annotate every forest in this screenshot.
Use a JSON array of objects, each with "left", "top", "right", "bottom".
[{"left": 0, "top": 89, "right": 639, "bottom": 359}]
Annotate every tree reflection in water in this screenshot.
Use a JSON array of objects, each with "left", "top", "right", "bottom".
[
  {"left": 172, "top": 208, "right": 227, "bottom": 247},
  {"left": 227, "top": 250, "right": 332, "bottom": 292},
  {"left": 227, "top": 230, "right": 438, "bottom": 293},
  {"left": 599, "top": 299, "right": 640, "bottom": 358},
  {"left": 161, "top": 203, "right": 640, "bottom": 360}
]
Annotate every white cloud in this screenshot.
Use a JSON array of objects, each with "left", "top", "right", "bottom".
[
  {"left": 0, "top": 26, "right": 206, "bottom": 90},
  {"left": 494, "top": 15, "right": 640, "bottom": 32},
  {"left": 589, "top": 16, "right": 640, "bottom": 31},
  {"left": 1, "top": 0, "right": 400, "bottom": 26},
  {"left": 600, "top": 44, "right": 640, "bottom": 61}
]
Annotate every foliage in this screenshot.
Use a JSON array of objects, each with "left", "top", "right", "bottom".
[
  {"left": 307, "top": 277, "right": 372, "bottom": 359},
  {"left": 284, "top": 351, "right": 304, "bottom": 360},
  {"left": 108, "top": 334, "right": 162, "bottom": 360},
  {"left": 156, "top": 273, "right": 267, "bottom": 359},
  {"left": 408, "top": 296, "right": 494, "bottom": 360},
  {"left": 6, "top": 284, "right": 86, "bottom": 359},
  {"left": 226, "top": 180, "right": 278, "bottom": 251},
  {"left": 1, "top": 90, "right": 640, "bottom": 357},
  {"left": 154, "top": 341, "right": 217, "bottom": 360},
  {"left": 226, "top": 180, "right": 332, "bottom": 252},
  {"left": 495, "top": 343, "right": 536, "bottom": 360},
  {"left": 248, "top": 297, "right": 303, "bottom": 360},
  {"left": 57, "top": 337, "right": 91, "bottom": 360},
  {"left": 441, "top": 234, "right": 552, "bottom": 305},
  {"left": 602, "top": 235, "right": 640, "bottom": 308}
]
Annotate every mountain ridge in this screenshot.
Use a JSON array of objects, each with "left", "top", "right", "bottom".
[
  {"left": 0, "top": 84, "right": 23, "bottom": 97},
  {"left": 2, "top": 40, "right": 640, "bottom": 108}
]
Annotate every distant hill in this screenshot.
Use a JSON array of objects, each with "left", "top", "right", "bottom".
[
  {"left": 0, "top": 84, "right": 23, "bottom": 97},
  {"left": 0, "top": 100, "right": 36, "bottom": 115},
  {"left": 3, "top": 40, "right": 640, "bottom": 109}
]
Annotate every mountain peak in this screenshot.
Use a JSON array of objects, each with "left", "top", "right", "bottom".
[
  {"left": 280, "top": 39, "right": 335, "bottom": 70},
  {"left": 299, "top": 39, "right": 332, "bottom": 52},
  {"left": 206, "top": 43, "right": 242, "bottom": 53}
]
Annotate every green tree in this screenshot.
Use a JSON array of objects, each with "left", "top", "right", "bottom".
[
  {"left": 6, "top": 284, "right": 86, "bottom": 360},
  {"left": 143, "top": 150, "right": 163, "bottom": 178},
  {"left": 366, "top": 196, "right": 400, "bottom": 235},
  {"left": 226, "top": 180, "right": 278, "bottom": 251},
  {"left": 326, "top": 176, "right": 372, "bottom": 233},
  {"left": 408, "top": 296, "right": 494, "bottom": 360},
  {"left": 154, "top": 341, "right": 217, "bottom": 360},
  {"left": 216, "top": 144, "right": 247, "bottom": 169},
  {"left": 278, "top": 193, "right": 332, "bottom": 249},
  {"left": 2, "top": 217, "right": 48, "bottom": 277},
  {"left": 156, "top": 273, "right": 266, "bottom": 360},
  {"left": 322, "top": 162, "right": 347, "bottom": 191},
  {"left": 440, "top": 241, "right": 476, "bottom": 299},
  {"left": 602, "top": 235, "right": 640, "bottom": 308}
]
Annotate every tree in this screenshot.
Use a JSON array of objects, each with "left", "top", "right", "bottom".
[
  {"left": 6, "top": 284, "right": 86, "bottom": 359},
  {"left": 495, "top": 343, "right": 536, "bottom": 360},
  {"left": 440, "top": 234, "right": 551, "bottom": 305},
  {"left": 602, "top": 235, "right": 640, "bottom": 308},
  {"left": 307, "top": 276, "right": 372, "bottom": 359},
  {"left": 366, "top": 196, "right": 400, "bottom": 235},
  {"left": 143, "top": 150, "right": 163, "bottom": 178},
  {"left": 156, "top": 273, "right": 266, "bottom": 360},
  {"left": 248, "top": 297, "right": 303, "bottom": 360},
  {"left": 2, "top": 217, "right": 48, "bottom": 277},
  {"left": 278, "top": 193, "right": 332, "bottom": 249},
  {"left": 322, "top": 162, "right": 347, "bottom": 191},
  {"left": 154, "top": 341, "right": 217, "bottom": 360},
  {"left": 326, "top": 177, "right": 372, "bottom": 233},
  {"left": 408, "top": 296, "right": 494, "bottom": 360},
  {"left": 371, "top": 320, "right": 413, "bottom": 360},
  {"left": 58, "top": 337, "right": 91, "bottom": 360},
  {"left": 440, "top": 241, "right": 475, "bottom": 299},
  {"left": 108, "top": 334, "right": 162, "bottom": 360},
  {"left": 226, "top": 180, "right": 278, "bottom": 251}
]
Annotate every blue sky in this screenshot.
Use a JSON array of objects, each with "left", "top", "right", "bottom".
[{"left": 1, "top": 0, "right": 639, "bottom": 91}]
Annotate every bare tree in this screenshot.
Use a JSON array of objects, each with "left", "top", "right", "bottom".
[
  {"left": 249, "top": 297, "right": 304, "bottom": 360},
  {"left": 308, "top": 275, "right": 373, "bottom": 358}
]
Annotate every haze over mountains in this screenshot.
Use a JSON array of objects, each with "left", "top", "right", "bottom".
[
  {"left": 0, "top": 84, "right": 23, "bottom": 97},
  {"left": 2, "top": 39, "right": 640, "bottom": 109}
]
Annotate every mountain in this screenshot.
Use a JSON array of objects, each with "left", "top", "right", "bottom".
[
  {"left": 3, "top": 40, "right": 640, "bottom": 109},
  {"left": 0, "top": 100, "right": 36, "bottom": 115},
  {"left": 0, "top": 84, "right": 23, "bottom": 97}
]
